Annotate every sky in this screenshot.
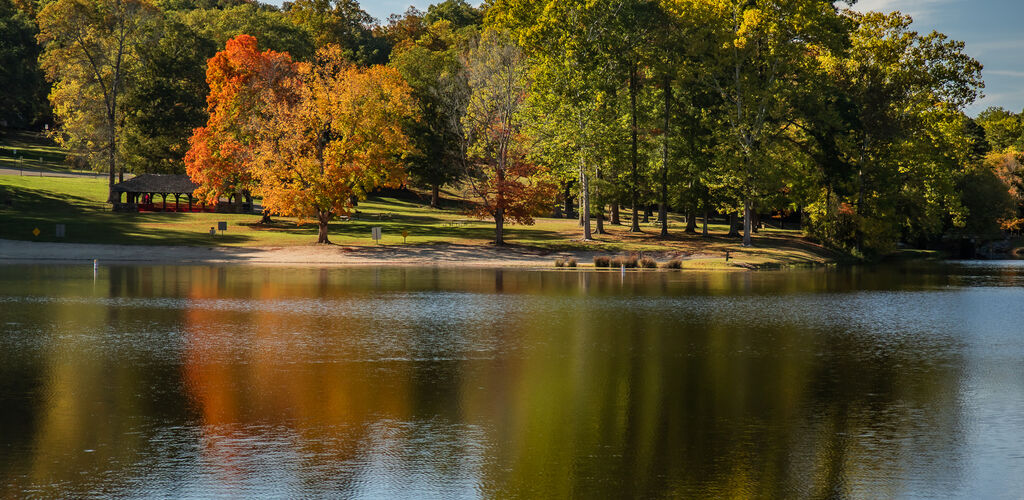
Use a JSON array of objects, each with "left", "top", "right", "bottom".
[
  {"left": 850, "top": 0, "right": 1024, "bottom": 115},
  {"left": 358, "top": 0, "right": 1023, "bottom": 115}
]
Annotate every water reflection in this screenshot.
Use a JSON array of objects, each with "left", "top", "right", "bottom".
[{"left": 0, "top": 263, "right": 1023, "bottom": 497}]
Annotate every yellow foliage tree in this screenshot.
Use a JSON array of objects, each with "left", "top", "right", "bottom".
[{"left": 253, "top": 45, "right": 419, "bottom": 243}]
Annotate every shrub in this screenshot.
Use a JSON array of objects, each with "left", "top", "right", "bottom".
[
  {"left": 554, "top": 258, "right": 565, "bottom": 267},
  {"left": 566, "top": 257, "right": 577, "bottom": 268},
  {"left": 663, "top": 259, "right": 682, "bottom": 269},
  {"left": 611, "top": 255, "right": 638, "bottom": 268},
  {"left": 640, "top": 257, "right": 657, "bottom": 269},
  {"left": 594, "top": 255, "right": 611, "bottom": 267}
]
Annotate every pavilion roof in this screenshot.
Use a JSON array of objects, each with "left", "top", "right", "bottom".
[{"left": 113, "top": 174, "right": 199, "bottom": 194}]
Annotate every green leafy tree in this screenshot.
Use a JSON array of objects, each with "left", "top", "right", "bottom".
[
  {"left": 976, "top": 107, "right": 1024, "bottom": 153},
  {"left": 0, "top": 0, "right": 49, "bottom": 128},
  {"left": 284, "top": 0, "right": 387, "bottom": 65},
  {"left": 816, "top": 11, "right": 983, "bottom": 253},
  {"left": 120, "top": 16, "right": 215, "bottom": 173},
  {"left": 425, "top": 0, "right": 482, "bottom": 29},
  {"left": 37, "top": 0, "right": 161, "bottom": 202},
  {"left": 182, "top": 3, "right": 314, "bottom": 61},
  {"left": 677, "top": 0, "right": 848, "bottom": 246},
  {"left": 390, "top": 20, "right": 474, "bottom": 207}
]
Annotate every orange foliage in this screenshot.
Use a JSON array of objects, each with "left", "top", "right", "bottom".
[
  {"left": 999, "top": 217, "right": 1024, "bottom": 233},
  {"left": 252, "top": 45, "right": 418, "bottom": 242},
  {"left": 184, "top": 35, "right": 299, "bottom": 203},
  {"left": 466, "top": 153, "right": 557, "bottom": 227},
  {"left": 985, "top": 151, "right": 1024, "bottom": 203}
]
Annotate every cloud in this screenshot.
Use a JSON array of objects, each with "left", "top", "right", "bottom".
[
  {"left": 847, "top": 0, "right": 953, "bottom": 22},
  {"left": 985, "top": 70, "right": 1024, "bottom": 78},
  {"left": 967, "top": 39, "right": 1024, "bottom": 55}
]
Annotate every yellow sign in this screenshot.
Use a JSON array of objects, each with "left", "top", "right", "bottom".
[
  {"left": 32, "top": 227, "right": 40, "bottom": 237},
  {"left": 402, "top": 230, "right": 409, "bottom": 243}
]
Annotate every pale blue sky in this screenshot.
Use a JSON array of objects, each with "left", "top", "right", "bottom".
[{"left": 358, "top": 0, "right": 1021, "bottom": 115}]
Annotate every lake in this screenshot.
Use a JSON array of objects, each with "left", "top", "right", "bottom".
[{"left": 1, "top": 262, "right": 1023, "bottom": 498}]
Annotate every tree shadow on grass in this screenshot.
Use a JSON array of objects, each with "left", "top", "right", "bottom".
[
  {"left": 0, "top": 184, "right": 252, "bottom": 246},
  {"left": 239, "top": 214, "right": 564, "bottom": 247}
]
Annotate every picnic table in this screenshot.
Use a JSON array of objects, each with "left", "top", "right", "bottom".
[{"left": 444, "top": 219, "right": 473, "bottom": 227}]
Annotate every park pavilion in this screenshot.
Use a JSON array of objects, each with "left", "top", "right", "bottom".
[{"left": 111, "top": 174, "right": 252, "bottom": 213}]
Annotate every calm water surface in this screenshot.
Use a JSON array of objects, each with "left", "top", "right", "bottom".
[{"left": 1, "top": 262, "right": 1024, "bottom": 498}]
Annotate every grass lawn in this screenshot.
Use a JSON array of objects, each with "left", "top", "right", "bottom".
[{"left": 0, "top": 174, "right": 838, "bottom": 267}]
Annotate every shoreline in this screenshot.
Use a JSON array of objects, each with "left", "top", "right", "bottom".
[{"left": 0, "top": 238, "right": 764, "bottom": 269}]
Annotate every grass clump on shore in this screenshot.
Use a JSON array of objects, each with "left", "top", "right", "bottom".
[
  {"left": 611, "top": 255, "right": 639, "bottom": 268},
  {"left": 663, "top": 259, "right": 683, "bottom": 269},
  {"left": 640, "top": 256, "right": 657, "bottom": 268}
]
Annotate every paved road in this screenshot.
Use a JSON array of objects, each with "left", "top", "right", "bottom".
[{"left": 0, "top": 167, "right": 119, "bottom": 179}]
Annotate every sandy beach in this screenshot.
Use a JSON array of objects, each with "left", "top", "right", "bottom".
[{"left": 0, "top": 238, "right": 619, "bottom": 267}]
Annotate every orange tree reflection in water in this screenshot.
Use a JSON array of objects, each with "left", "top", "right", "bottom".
[{"left": 0, "top": 264, "right": 1004, "bottom": 497}]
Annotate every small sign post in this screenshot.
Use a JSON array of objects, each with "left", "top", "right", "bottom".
[
  {"left": 401, "top": 230, "right": 408, "bottom": 244},
  {"left": 371, "top": 227, "right": 382, "bottom": 244},
  {"left": 217, "top": 221, "right": 227, "bottom": 235}
]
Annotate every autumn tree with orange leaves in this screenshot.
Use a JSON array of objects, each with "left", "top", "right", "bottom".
[
  {"left": 252, "top": 45, "right": 418, "bottom": 244},
  {"left": 184, "top": 34, "right": 298, "bottom": 209}
]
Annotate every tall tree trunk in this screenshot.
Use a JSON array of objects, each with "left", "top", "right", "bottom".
[
  {"left": 685, "top": 209, "right": 697, "bottom": 233},
  {"left": 643, "top": 206, "right": 651, "bottom": 223},
  {"left": 856, "top": 165, "right": 865, "bottom": 253},
  {"left": 742, "top": 199, "right": 752, "bottom": 247},
  {"left": 595, "top": 166, "right": 605, "bottom": 234},
  {"left": 431, "top": 184, "right": 440, "bottom": 208},
  {"left": 728, "top": 212, "right": 740, "bottom": 237},
  {"left": 629, "top": 62, "right": 640, "bottom": 232},
  {"left": 317, "top": 209, "right": 331, "bottom": 244},
  {"left": 106, "top": 116, "right": 117, "bottom": 203},
  {"left": 702, "top": 208, "right": 709, "bottom": 236},
  {"left": 495, "top": 206, "right": 504, "bottom": 245},
  {"left": 495, "top": 162, "right": 506, "bottom": 245},
  {"left": 611, "top": 203, "right": 620, "bottom": 225},
  {"left": 563, "top": 181, "right": 574, "bottom": 219},
  {"left": 580, "top": 157, "right": 591, "bottom": 240},
  {"left": 660, "top": 74, "right": 670, "bottom": 238}
]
